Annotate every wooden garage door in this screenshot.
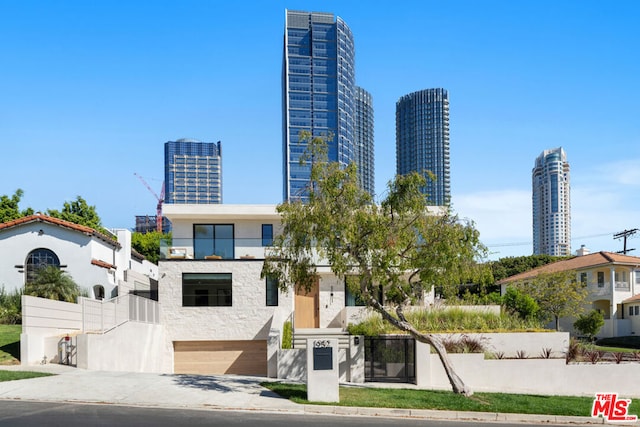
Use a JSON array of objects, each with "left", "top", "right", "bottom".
[{"left": 174, "top": 340, "right": 267, "bottom": 376}]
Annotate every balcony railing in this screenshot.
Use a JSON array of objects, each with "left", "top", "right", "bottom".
[
  {"left": 160, "top": 237, "right": 273, "bottom": 261},
  {"left": 587, "top": 281, "right": 631, "bottom": 296}
]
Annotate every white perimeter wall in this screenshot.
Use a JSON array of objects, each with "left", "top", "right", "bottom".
[
  {"left": 76, "top": 322, "right": 166, "bottom": 373},
  {"left": 20, "top": 295, "right": 83, "bottom": 366},
  {"left": 419, "top": 349, "right": 640, "bottom": 398}
]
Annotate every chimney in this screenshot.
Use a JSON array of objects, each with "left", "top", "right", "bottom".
[{"left": 576, "top": 245, "right": 590, "bottom": 256}]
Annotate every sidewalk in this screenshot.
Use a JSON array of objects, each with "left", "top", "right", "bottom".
[{"left": 0, "top": 365, "right": 632, "bottom": 425}]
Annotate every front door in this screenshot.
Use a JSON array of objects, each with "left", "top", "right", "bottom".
[{"left": 294, "top": 279, "right": 319, "bottom": 328}]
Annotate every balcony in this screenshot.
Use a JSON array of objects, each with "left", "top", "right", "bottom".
[
  {"left": 160, "top": 237, "right": 272, "bottom": 261},
  {"left": 587, "top": 281, "right": 631, "bottom": 297}
]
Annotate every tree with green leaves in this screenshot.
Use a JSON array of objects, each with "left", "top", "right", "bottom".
[
  {"left": 132, "top": 231, "right": 170, "bottom": 264},
  {"left": 263, "top": 133, "right": 487, "bottom": 396},
  {"left": 515, "top": 270, "right": 588, "bottom": 331},
  {"left": 502, "top": 286, "right": 540, "bottom": 320},
  {"left": 0, "top": 189, "right": 33, "bottom": 223},
  {"left": 47, "top": 196, "right": 108, "bottom": 235},
  {"left": 574, "top": 309, "right": 604, "bottom": 341},
  {"left": 489, "top": 254, "right": 567, "bottom": 282},
  {"left": 24, "top": 265, "right": 82, "bottom": 303}
]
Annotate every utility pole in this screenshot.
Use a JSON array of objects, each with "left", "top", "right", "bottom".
[{"left": 613, "top": 229, "right": 638, "bottom": 254}]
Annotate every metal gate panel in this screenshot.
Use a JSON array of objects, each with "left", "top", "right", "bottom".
[{"left": 364, "top": 336, "right": 415, "bottom": 383}]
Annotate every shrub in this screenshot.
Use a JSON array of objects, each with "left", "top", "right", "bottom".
[
  {"left": 515, "top": 350, "right": 527, "bottom": 359},
  {"left": 502, "top": 287, "right": 539, "bottom": 320},
  {"left": 586, "top": 350, "right": 602, "bottom": 364},
  {"left": 0, "top": 286, "right": 22, "bottom": 325},
  {"left": 573, "top": 310, "right": 604, "bottom": 342},
  {"left": 565, "top": 338, "right": 580, "bottom": 363},
  {"left": 613, "top": 352, "right": 625, "bottom": 364},
  {"left": 540, "top": 348, "right": 553, "bottom": 359},
  {"left": 281, "top": 321, "right": 292, "bottom": 349}
]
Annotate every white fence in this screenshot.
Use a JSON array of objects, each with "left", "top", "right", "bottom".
[{"left": 80, "top": 294, "right": 160, "bottom": 334}]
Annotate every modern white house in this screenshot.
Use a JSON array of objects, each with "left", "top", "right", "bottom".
[
  {"left": 158, "top": 204, "right": 372, "bottom": 377},
  {"left": 0, "top": 213, "right": 158, "bottom": 299},
  {"left": 499, "top": 250, "right": 640, "bottom": 337}
]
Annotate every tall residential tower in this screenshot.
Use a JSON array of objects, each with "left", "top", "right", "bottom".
[
  {"left": 354, "top": 86, "right": 374, "bottom": 196},
  {"left": 396, "top": 88, "right": 450, "bottom": 206},
  {"left": 164, "top": 139, "right": 222, "bottom": 204},
  {"left": 283, "top": 10, "right": 373, "bottom": 200},
  {"left": 532, "top": 147, "right": 571, "bottom": 256}
]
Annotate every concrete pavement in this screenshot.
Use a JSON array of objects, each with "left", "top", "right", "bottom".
[{"left": 0, "top": 364, "right": 633, "bottom": 425}]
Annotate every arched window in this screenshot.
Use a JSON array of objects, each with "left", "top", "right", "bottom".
[
  {"left": 25, "top": 248, "right": 60, "bottom": 283},
  {"left": 93, "top": 285, "right": 105, "bottom": 300}
]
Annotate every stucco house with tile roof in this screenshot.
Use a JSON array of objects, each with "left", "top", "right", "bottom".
[
  {"left": 499, "top": 251, "right": 640, "bottom": 337},
  {"left": 0, "top": 213, "right": 158, "bottom": 299}
]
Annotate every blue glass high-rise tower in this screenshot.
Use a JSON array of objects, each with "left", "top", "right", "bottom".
[
  {"left": 355, "top": 86, "right": 374, "bottom": 196},
  {"left": 164, "top": 139, "right": 222, "bottom": 204},
  {"left": 283, "top": 10, "right": 359, "bottom": 201},
  {"left": 396, "top": 88, "right": 450, "bottom": 206}
]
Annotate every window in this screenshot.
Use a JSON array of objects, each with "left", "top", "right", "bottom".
[
  {"left": 636, "top": 306, "right": 639, "bottom": 316},
  {"left": 182, "top": 273, "right": 232, "bottom": 307},
  {"left": 25, "top": 248, "right": 60, "bottom": 283},
  {"left": 93, "top": 285, "right": 105, "bottom": 300},
  {"left": 597, "top": 272, "right": 605, "bottom": 288},
  {"left": 194, "top": 224, "right": 234, "bottom": 259},
  {"left": 580, "top": 272, "right": 587, "bottom": 286},
  {"left": 262, "top": 224, "right": 273, "bottom": 246},
  {"left": 630, "top": 306, "right": 634, "bottom": 317},
  {"left": 266, "top": 276, "right": 278, "bottom": 306}
]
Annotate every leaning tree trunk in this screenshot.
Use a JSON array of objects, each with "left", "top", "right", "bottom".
[{"left": 373, "top": 306, "right": 473, "bottom": 396}]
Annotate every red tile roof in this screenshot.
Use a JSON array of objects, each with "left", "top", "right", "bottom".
[
  {"left": 498, "top": 251, "right": 640, "bottom": 285},
  {"left": 0, "top": 213, "right": 120, "bottom": 249},
  {"left": 623, "top": 294, "right": 640, "bottom": 304},
  {"left": 91, "top": 259, "right": 116, "bottom": 270}
]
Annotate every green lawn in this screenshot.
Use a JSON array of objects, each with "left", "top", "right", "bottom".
[
  {"left": 262, "top": 382, "right": 640, "bottom": 417},
  {"left": 0, "top": 324, "right": 21, "bottom": 365},
  {"left": 0, "top": 370, "right": 52, "bottom": 382}
]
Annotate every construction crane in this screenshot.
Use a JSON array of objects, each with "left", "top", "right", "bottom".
[{"left": 134, "top": 173, "right": 165, "bottom": 232}]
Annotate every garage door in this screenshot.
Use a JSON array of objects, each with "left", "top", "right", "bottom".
[{"left": 173, "top": 340, "right": 267, "bottom": 376}]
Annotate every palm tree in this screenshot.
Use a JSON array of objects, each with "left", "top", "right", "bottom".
[{"left": 24, "top": 266, "right": 81, "bottom": 303}]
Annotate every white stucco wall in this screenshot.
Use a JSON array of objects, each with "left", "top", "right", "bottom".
[
  {"left": 76, "top": 322, "right": 166, "bottom": 373},
  {"left": 420, "top": 349, "right": 640, "bottom": 398},
  {"left": 159, "top": 259, "right": 294, "bottom": 373},
  {"left": 0, "top": 221, "right": 118, "bottom": 297}
]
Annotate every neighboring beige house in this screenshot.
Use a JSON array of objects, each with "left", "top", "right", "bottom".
[
  {"left": 499, "top": 251, "right": 640, "bottom": 337},
  {"left": 0, "top": 214, "right": 158, "bottom": 299},
  {"left": 158, "top": 204, "right": 373, "bottom": 376}
]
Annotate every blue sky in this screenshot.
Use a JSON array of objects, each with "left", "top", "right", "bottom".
[{"left": 2, "top": 1, "right": 639, "bottom": 260}]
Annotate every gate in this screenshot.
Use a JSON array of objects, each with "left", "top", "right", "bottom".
[{"left": 364, "top": 336, "right": 415, "bottom": 383}]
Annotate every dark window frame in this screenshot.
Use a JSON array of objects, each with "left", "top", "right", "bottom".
[
  {"left": 193, "top": 224, "right": 235, "bottom": 259},
  {"left": 25, "top": 248, "right": 60, "bottom": 283},
  {"left": 266, "top": 276, "right": 279, "bottom": 306},
  {"left": 182, "top": 273, "right": 232, "bottom": 307},
  {"left": 262, "top": 224, "right": 274, "bottom": 246}
]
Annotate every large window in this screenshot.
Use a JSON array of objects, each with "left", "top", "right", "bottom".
[
  {"left": 182, "top": 273, "right": 232, "bottom": 307},
  {"left": 25, "top": 248, "right": 60, "bottom": 283},
  {"left": 194, "top": 224, "right": 234, "bottom": 259},
  {"left": 266, "top": 276, "right": 278, "bottom": 306}
]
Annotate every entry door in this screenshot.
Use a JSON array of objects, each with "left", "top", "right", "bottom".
[{"left": 295, "top": 279, "right": 319, "bottom": 328}]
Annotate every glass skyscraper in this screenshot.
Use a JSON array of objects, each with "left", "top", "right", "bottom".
[
  {"left": 532, "top": 147, "right": 571, "bottom": 256},
  {"left": 355, "top": 86, "right": 374, "bottom": 196},
  {"left": 164, "top": 139, "right": 222, "bottom": 204},
  {"left": 396, "top": 88, "right": 450, "bottom": 206},
  {"left": 283, "top": 10, "right": 371, "bottom": 201}
]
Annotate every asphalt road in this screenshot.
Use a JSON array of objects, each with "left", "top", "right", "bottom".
[{"left": 0, "top": 401, "right": 593, "bottom": 427}]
